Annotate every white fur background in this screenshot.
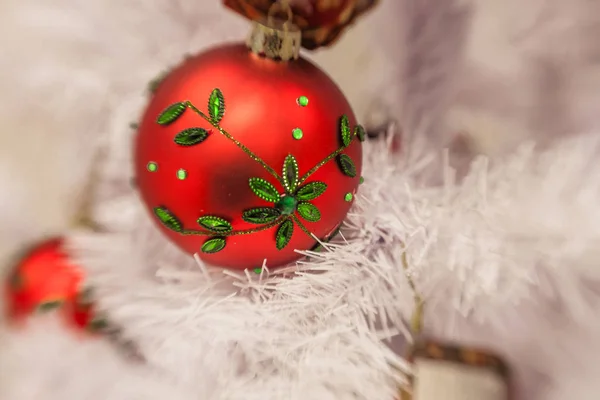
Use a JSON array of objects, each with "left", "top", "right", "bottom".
[{"left": 2, "top": 0, "right": 600, "bottom": 399}]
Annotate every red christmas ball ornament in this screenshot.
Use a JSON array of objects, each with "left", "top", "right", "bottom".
[
  {"left": 134, "top": 17, "right": 365, "bottom": 270},
  {"left": 5, "top": 238, "right": 83, "bottom": 317},
  {"left": 4, "top": 237, "right": 103, "bottom": 332}
]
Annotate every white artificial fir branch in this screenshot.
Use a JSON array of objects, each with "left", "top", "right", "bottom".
[{"left": 32, "top": 130, "right": 595, "bottom": 399}]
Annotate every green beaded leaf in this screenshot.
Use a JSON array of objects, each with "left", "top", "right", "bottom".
[
  {"left": 336, "top": 154, "right": 357, "bottom": 177},
  {"left": 354, "top": 124, "right": 366, "bottom": 142},
  {"left": 174, "top": 127, "right": 209, "bottom": 146},
  {"left": 242, "top": 207, "right": 281, "bottom": 224},
  {"left": 201, "top": 237, "right": 226, "bottom": 253},
  {"left": 249, "top": 178, "right": 281, "bottom": 203},
  {"left": 275, "top": 219, "right": 294, "bottom": 250},
  {"left": 153, "top": 206, "right": 183, "bottom": 232},
  {"left": 37, "top": 300, "right": 63, "bottom": 313},
  {"left": 157, "top": 102, "right": 186, "bottom": 125},
  {"left": 282, "top": 154, "right": 299, "bottom": 193},
  {"left": 297, "top": 202, "right": 321, "bottom": 222},
  {"left": 295, "top": 181, "right": 327, "bottom": 201},
  {"left": 197, "top": 216, "right": 233, "bottom": 233},
  {"left": 208, "top": 88, "right": 225, "bottom": 123},
  {"left": 339, "top": 115, "right": 352, "bottom": 147}
]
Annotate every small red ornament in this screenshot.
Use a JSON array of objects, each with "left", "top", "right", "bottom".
[
  {"left": 5, "top": 238, "right": 83, "bottom": 317},
  {"left": 4, "top": 237, "right": 102, "bottom": 332},
  {"left": 134, "top": 17, "right": 364, "bottom": 270}
]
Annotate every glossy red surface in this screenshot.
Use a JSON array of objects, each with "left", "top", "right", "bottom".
[{"left": 134, "top": 43, "right": 362, "bottom": 270}]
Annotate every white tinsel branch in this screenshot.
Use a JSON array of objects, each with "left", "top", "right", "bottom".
[{"left": 52, "top": 130, "right": 600, "bottom": 399}]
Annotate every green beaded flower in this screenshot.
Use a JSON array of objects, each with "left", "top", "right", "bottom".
[{"left": 242, "top": 155, "right": 327, "bottom": 250}]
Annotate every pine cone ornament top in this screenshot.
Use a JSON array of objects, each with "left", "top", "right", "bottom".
[{"left": 223, "top": 0, "right": 379, "bottom": 50}]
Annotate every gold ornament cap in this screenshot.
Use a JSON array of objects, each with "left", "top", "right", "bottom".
[{"left": 246, "top": 2, "right": 301, "bottom": 61}]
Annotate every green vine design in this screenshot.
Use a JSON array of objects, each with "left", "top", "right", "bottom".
[{"left": 152, "top": 88, "right": 363, "bottom": 254}]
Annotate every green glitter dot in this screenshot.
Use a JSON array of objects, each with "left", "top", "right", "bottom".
[
  {"left": 147, "top": 162, "right": 158, "bottom": 172},
  {"left": 344, "top": 192, "right": 353, "bottom": 202},
  {"left": 254, "top": 268, "right": 262, "bottom": 274},
  {"left": 275, "top": 195, "right": 298, "bottom": 215},
  {"left": 292, "top": 128, "right": 303, "bottom": 140},
  {"left": 359, "top": 176, "right": 364, "bottom": 184},
  {"left": 296, "top": 96, "right": 309, "bottom": 107},
  {"left": 177, "top": 169, "right": 187, "bottom": 180}
]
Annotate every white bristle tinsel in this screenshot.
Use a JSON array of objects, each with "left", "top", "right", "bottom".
[{"left": 6, "top": 131, "right": 600, "bottom": 399}]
